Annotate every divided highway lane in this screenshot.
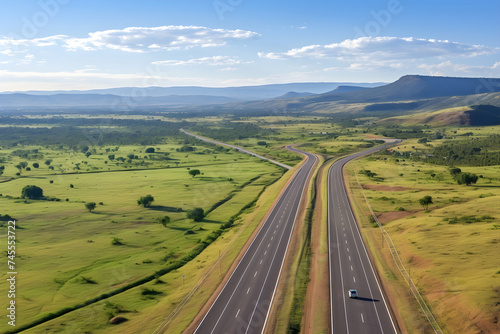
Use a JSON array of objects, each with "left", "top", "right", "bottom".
[
  {"left": 194, "top": 146, "right": 317, "bottom": 334},
  {"left": 328, "top": 141, "right": 401, "bottom": 334}
]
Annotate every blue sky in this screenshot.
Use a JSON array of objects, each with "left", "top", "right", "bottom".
[{"left": 0, "top": 0, "right": 499, "bottom": 91}]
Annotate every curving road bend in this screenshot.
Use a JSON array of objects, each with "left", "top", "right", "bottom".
[
  {"left": 193, "top": 146, "right": 317, "bottom": 334},
  {"left": 328, "top": 141, "right": 401, "bottom": 334}
]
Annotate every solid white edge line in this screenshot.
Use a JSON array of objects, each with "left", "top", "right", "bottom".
[
  {"left": 192, "top": 150, "right": 305, "bottom": 334},
  {"left": 340, "top": 145, "right": 399, "bottom": 334},
  {"left": 327, "top": 142, "right": 400, "bottom": 334},
  {"left": 260, "top": 150, "right": 318, "bottom": 334},
  {"left": 327, "top": 164, "right": 335, "bottom": 334},
  {"left": 245, "top": 171, "right": 304, "bottom": 334},
  {"left": 341, "top": 189, "right": 385, "bottom": 333}
]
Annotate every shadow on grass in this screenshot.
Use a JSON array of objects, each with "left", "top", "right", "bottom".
[
  {"left": 168, "top": 225, "right": 194, "bottom": 232},
  {"left": 200, "top": 219, "right": 223, "bottom": 224},
  {"left": 149, "top": 205, "right": 183, "bottom": 212},
  {"left": 474, "top": 185, "right": 500, "bottom": 188}
]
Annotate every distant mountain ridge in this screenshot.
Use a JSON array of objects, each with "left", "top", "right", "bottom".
[
  {"left": 1, "top": 76, "right": 499, "bottom": 111},
  {"left": 328, "top": 85, "right": 367, "bottom": 93},
  {"left": 277, "top": 91, "right": 315, "bottom": 99},
  {"left": 0, "top": 82, "right": 384, "bottom": 100},
  {"left": 302, "top": 75, "right": 500, "bottom": 104}
]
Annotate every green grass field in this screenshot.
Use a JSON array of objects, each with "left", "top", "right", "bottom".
[
  {"left": 0, "top": 138, "right": 284, "bottom": 332},
  {"left": 16, "top": 151, "right": 298, "bottom": 334}
]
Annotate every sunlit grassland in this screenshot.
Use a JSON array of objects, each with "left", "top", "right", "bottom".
[
  {"left": 0, "top": 140, "right": 284, "bottom": 331},
  {"left": 0, "top": 140, "right": 257, "bottom": 179},
  {"left": 20, "top": 154, "right": 299, "bottom": 334},
  {"left": 346, "top": 141, "right": 500, "bottom": 333}
]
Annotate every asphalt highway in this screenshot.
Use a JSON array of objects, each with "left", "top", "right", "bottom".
[
  {"left": 328, "top": 142, "right": 401, "bottom": 334},
  {"left": 180, "top": 129, "right": 292, "bottom": 170},
  {"left": 193, "top": 146, "right": 317, "bottom": 334}
]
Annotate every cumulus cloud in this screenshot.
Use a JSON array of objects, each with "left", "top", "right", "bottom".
[
  {"left": 152, "top": 56, "right": 243, "bottom": 66},
  {"left": 64, "top": 26, "right": 260, "bottom": 52},
  {"left": 0, "top": 26, "right": 259, "bottom": 55},
  {"left": 418, "top": 61, "right": 500, "bottom": 77},
  {"left": 0, "top": 35, "right": 67, "bottom": 49},
  {"left": 259, "top": 36, "right": 497, "bottom": 60}
]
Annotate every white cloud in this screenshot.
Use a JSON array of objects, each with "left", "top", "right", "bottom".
[
  {"left": 259, "top": 36, "right": 497, "bottom": 60},
  {"left": 418, "top": 61, "right": 500, "bottom": 77},
  {"left": 0, "top": 35, "right": 67, "bottom": 64},
  {"left": 0, "top": 26, "right": 259, "bottom": 55},
  {"left": 0, "top": 35, "right": 67, "bottom": 49},
  {"left": 152, "top": 56, "right": 243, "bottom": 66},
  {"left": 0, "top": 69, "right": 165, "bottom": 80},
  {"left": 64, "top": 26, "right": 260, "bottom": 52}
]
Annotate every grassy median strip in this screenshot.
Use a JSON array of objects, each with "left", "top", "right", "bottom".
[{"left": 286, "top": 167, "right": 317, "bottom": 333}]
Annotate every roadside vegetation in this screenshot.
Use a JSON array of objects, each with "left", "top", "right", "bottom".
[{"left": 345, "top": 129, "right": 500, "bottom": 334}]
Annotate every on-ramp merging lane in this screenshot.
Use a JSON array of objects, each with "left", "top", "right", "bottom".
[
  {"left": 328, "top": 142, "right": 401, "bottom": 334},
  {"left": 194, "top": 146, "right": 317, "bottom": 334}
]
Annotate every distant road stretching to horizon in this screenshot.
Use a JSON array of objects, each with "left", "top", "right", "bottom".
[
  {"left": 192, "top": 146, "right": 316, "bottom": 334},
  {"left": 182, "top": 128, "right": 400, "bottom": 333},
  {"left": 328, "top": 141, "right": 401, "bottom": 334}
]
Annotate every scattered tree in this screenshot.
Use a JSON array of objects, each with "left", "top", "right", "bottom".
[
  {"left": 137, "top": 194, "right": 154, "bottom": 207},
  {"left": 111, "top": 237, "right": 124, "bottom": 246},
  {"left": 257, "top": 141, "right": 267, "bottom": 146},
  {"left": 157, "top": 216, "right": 170, "bottom": 227},
  {"left": 21, "top": 185, "right": 44, "bottom": 199},
  {"left": 85, "top": 202, "right": 97, "bottom": 212},
  {"left": 187, "top": 207, "right": 204, "bottom": 222},
  {"left": 418, "top": 195, "right": 433, "bottom": 210},
  {"left": 32, "top": 162, "right": 39, "bottom": 168},
  {"left": 189, "top": 169, "right": 201, "bottom": 178},
  {"left": 456, "top": 172, "right": 478, "bottom": 186},
  {"left": 145, "top": 147, "right": 155, "bottom": 153},
  {"left": 108, "top": 154, "right": 115, "bottom": 161},
  {"left": 359, "top": 169, "right": 377, "bottom": 178},
  {"left": 44, "top": 159, "right": 52, "bottom": 166},
  {"left": 0, "top": 165, "right": 4, "bottom": 176},
  {"left": 449, "top": 167, "right": 462, "bottom": 175}
]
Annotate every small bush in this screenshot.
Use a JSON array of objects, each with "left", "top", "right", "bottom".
[
  {"left": 111, "top": 237, "right": 124, "bottom": 246},
  {"left": 141, "top": 288, "right": 162, "bottom": 296}
]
